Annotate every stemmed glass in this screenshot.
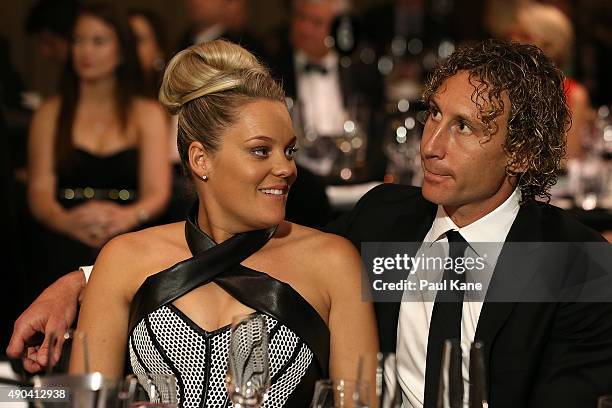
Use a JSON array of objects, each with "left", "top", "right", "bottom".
[
  {"left": 226, "top": 314, "right": 270, "bottom": 408},
  {"left": 123, "top": 373, "right": 178, "bottom": 408},
  {"left": 599, "top": 396, "right": 612, "bottom": 408},
  {"left": 377, "top": 353, "right": 402, "bottom": 408},
  {"left": 311, "top": 379, "right": 370, "bottom": 408}
]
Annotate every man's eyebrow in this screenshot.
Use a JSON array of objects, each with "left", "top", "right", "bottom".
[{"left": 430, "top": 97, "right": 484, "bottom": 128}]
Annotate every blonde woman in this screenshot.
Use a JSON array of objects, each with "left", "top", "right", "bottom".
[{"left": 70, "top": 39, "right": 378, "bottom": 407}]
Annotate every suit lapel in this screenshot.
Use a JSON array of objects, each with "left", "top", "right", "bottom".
[
  {"left": 474, "top": 204, "right": 542, "bottom": 361},
  {"left": 377, "top": 201, "right": 437, "bottom": 352}
]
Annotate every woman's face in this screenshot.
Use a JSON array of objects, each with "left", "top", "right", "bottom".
[
  {"left": 199, "top": 99, "right": 298, "bottom": 232},
  {"left": 129, "top": 14, "right": 162, "bottom": 74},
  {"left": 72, "top": 14, "right": 120, "bottom": 81}
]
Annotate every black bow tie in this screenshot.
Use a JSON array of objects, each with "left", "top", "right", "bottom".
[{"left": 303, "top": 62, "right": 329, "bottom": 75}]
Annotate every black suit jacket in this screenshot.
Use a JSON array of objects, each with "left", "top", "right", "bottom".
[{"left": 325, "top": 183, "right": 612, "bottom": 408}]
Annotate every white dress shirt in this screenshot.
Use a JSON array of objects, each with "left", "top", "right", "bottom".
[
  {"left": 295, "top": 51, "right": 348, "bottom": 137},
  {"left": 193, "top": 24, "right": 225, "bottom": 45},
  {"left": 395, "top": 188, "right": 521, "bottom": 407}
]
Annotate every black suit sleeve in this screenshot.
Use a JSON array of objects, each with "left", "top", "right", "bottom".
[
  {"left": 528, "top": 300, "right": 612, "bottom": 407},
  {"left": 322, "top": 183, "right": 386, "bottom": 245}
]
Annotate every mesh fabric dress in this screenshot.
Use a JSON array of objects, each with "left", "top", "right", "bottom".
[{"left": 127, "top": 207, "right": 329, "bottom": 407}]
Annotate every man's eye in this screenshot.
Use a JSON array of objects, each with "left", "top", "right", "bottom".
[
  {"left": 285, "top": 146, "right": 299, "bottom": 158},
  {"left": 252, "top": 147, "right": 270, "bottom": 157},
  {"left": 456, "top": 122, "right": 473, "bottom": 135},
  {"left": 429, "top": 107, "right": 442, "bottom": 121}
]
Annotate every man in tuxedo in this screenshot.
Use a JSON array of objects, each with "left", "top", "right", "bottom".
[
  {"left": 8, "top": 40, "right": 612, "bottom": 406},
  {"left": 271, "top": 0, "right": 387, "bottom": 181}
]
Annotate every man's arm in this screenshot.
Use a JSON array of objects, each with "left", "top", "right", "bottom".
[
  {"left": 528, "top": 301, "right": 612, "bottom": 407},
  {"left": 6, "top": 270, "right": 86, "bottom": 373}
]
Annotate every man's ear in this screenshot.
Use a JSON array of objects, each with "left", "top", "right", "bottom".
[{"left": 187, "top": 141, "right": 212, "bottom": 179}]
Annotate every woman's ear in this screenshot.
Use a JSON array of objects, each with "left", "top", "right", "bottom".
[{"left": 188, "top": 141, "right": 211, "bottom": 180}]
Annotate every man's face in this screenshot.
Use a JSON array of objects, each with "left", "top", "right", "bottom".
[
  {"left": 290, "top": 1, "right": 336, "bottom": 60},
  {"left": 420, "top": 70, "right": 516, "bottom": 226},
  {"left": 185, "top": 0, "right": 225, "bottom": 28},
  {"left": 37, "top": 30, "right": 70, "bottom": 63}
]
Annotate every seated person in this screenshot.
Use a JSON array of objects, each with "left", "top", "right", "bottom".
[{"left": 69, "top": 39, "right": 377, "bottom": 407}]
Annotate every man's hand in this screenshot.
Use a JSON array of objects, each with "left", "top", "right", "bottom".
[{"left": 6, "top": 270, "right": 86, "bottom": 373}]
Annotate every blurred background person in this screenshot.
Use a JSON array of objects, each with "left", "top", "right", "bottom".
[
  {"left": 510, "top": 1, "right": 593, "bottom": 161},
  {"left": 25, "top": 0, "right": 80, "bottom": 69},
  {"left": 177, "top": 0, "right": 268, "bottom": 62},
  {"left": 271, "top": 0, "right": 387, "bottom": 184},
  {"left": 128, "top": 8, "right": 167, "bottom": 99},
  {"left": 26, "top": 3, "right": 170, "bottom": 297}
]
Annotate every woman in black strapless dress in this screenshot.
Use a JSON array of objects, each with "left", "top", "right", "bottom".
[
  {"left": 27, "top": 4, "right": 170, "bottom": 290},
  {"left": 70, "top": 40, "right": 378, "bottom": 407}
]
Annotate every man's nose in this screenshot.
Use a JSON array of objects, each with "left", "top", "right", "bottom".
[{"left": 421, "top": 121, "right": 449, "bottom": 159}]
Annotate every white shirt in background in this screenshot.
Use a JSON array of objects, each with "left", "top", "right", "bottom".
[{"left": 295, "top": 51, "right": 348, "bottom": 137}]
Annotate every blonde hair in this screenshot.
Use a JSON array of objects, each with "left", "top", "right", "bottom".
[
  {"left": 516, "top": 2, "right": 574, "bottom": 67},
  {"left": 159, "top": 39, "right": 285, "bottom": 174}
]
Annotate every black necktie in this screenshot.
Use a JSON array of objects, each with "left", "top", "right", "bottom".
[
  {"left": 424, "top": 230, "right": 469, "bottom": 408},
  {"left": 303, "top": 62, "right": 328, "bottom": 75}
]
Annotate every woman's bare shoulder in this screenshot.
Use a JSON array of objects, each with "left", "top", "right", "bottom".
[
  {"left": 281, "top": 222, "right": 361, "bottom": 272},
  {"left": 132, "top": 97, "right": 166, "bottom": 117},
  {"left": 93, "top": 222, "right": 188, "bottom": 283}
]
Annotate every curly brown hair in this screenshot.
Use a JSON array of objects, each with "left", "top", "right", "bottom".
[{"left": 422, "top": 39, "right": 570, "bottom": 202}]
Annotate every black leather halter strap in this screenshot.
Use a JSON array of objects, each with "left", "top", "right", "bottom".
[{"left": 128, "top": 205, "right": 330, "bottom": 376}]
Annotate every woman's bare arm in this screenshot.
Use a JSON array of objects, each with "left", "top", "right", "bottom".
[
  {"left": 69, "top": 235, "right": 138, "bottom": 378},
  {"left": 320, "top": 235, "right": 379, "bottom": 404}
]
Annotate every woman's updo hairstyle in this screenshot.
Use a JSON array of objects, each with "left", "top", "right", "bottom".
[{"left": 159, "top": 39, "right": 285, "bottom": 175}]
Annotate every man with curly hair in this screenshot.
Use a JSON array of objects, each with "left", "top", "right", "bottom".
[
  {"left": 8, "top": 39, "right": 611, "bottom": 407},
  {"left": 328, "top": 39, "right": 611, "bottom": 407}
]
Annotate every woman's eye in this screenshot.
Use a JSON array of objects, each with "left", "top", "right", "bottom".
[
  {"left": 285, "top": 146, "right": 299, "bottom": 158},
  {"left": 252, "top": 147, "right": 270, "bottom": 157},
  {"left": 93, "top": 37, "right": 107, "bottom": 46}
]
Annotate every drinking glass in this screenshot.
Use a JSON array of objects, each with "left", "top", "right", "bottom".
[
  {"left": 437, "top": 339, "right": 464, "bottom": 408},
  {"left": 599, "top": 395, "right": 612, "bottom": 408},
  {"left": 124, "top": 373, "right": 178, "bottom": 408},
  {"left": 226, "top": 314, "right": 270, "bottom": 408},
  {"left": 468, "top": 341, "right": 488, "bottom": 408},
  {"left": 311, "top": 379, "right": 370, "bottom": 408},
  {"left": 377, "top": 353, "right": 401, "bottom": 408}
]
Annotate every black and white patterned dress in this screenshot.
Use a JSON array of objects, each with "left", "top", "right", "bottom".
[{"left": 127, "top": 206, "right": 330, "bottom": 407}]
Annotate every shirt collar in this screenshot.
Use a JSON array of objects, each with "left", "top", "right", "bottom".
[
  {"left": 426, "top": 187, "right": 522, "bottom": 245},
  {"left": 295, "top": 50, "right": 338, "bottom": 72},
  {"left": 193, "top": 24, "right": 225, "bottom": 45}
]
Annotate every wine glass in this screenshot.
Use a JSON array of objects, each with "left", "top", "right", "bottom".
[
  {"left": 468, "top": 341, "right": 488, "bottom": 408},
  {"left": 226, "top": 313, "right": 270, "bottom": 408},
  {"left": 124, "top": 373, "right": 178, "bottom": 408},
  {"left": 599, "top": 395, "right": 612, "bottom": 408},
  {"left": 437, "top": 339, "right": 464, "bottom": 408},
  {"left": 377, "top": 353, "right": 402, "bottom": 408},
  {"left": 311, "top": 379, "right": 370, "bottom": 408}
]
